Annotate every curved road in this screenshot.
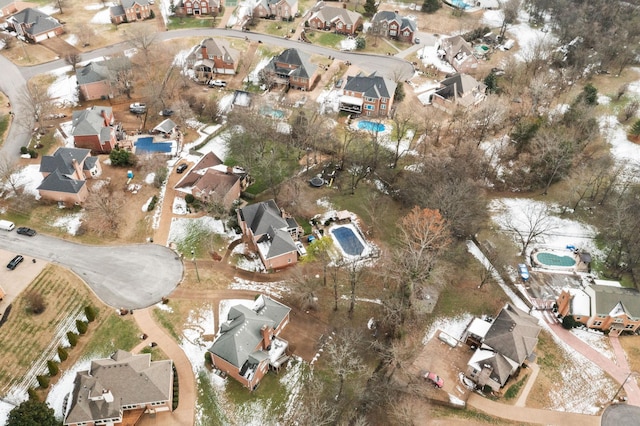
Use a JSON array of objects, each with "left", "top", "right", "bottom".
[{"left": 0, "top": 232, "right": 183, "bottom": 309}]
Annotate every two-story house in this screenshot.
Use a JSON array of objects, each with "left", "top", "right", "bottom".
[
  {"left": 237, "top": 199, "right": 301, "bottom": 270},
  {"left": 252, "top": 0, "right": 297, "bottom": 20},
  {"left": 64, "top": 350, "right": 173, "bottom": 426},
  {"left": 208, "top": 295, "right": 291, "bottom": 391},
  {"left": 186, "top": 37, "right": 239, "bottom": 82},
  {"left": 6, "top": 8, "right": 63, "bottom": 43},
  {"left": 556, "top": 281, "right": 640, "bottom": 335},
  {"left": 110, "top": 0, "right": 152, "bottom": 24},
  {"left": 37, "top": 147, "right": 102, "bottom": 205},
  {"left": 370, "top": 11, "right": 416, "bottom": 43},
  {"left": 339, "top": 71, "right": 397, "bottom": 117},
  {"left": 431, "top": 73, "right": 486, "bottom": 112},
  {"left": 307, "top": 4, "right": 362, "bottom": 35},
  {"left": 261, "top": 48, "right": 318, "bottom": 91},
  {"left": 76, "top": 57, "right": 132, "bottom": 101},
  {"left": 463, "top": 304, "right": 542, "bottom": 392},
  {"left": 71, "top": 106, "right": 118, "bottom": 154},
  {"left": 174, "top": 0, "right": 220, "bottom": 16},
  {"left": 440, "top": 35, "right": 479, "bottom": 74},
  {"left": 174, "top": 152, "right": 248, "bottom": 210}
]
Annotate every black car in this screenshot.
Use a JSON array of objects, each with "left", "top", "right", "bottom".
[
  {"left": 160, "top": 109, "right": 174, "bottom": 116},
  {"left": 7, "top": 255, "right": 24, "bottom": 270},
  {"left": 176, "top": 163, "right": 188, "bottom": 174},
  {"left": 16, "top": 227, "right": 36, "bottom": 236}
]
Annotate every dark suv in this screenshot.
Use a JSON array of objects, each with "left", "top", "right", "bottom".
[
  {"left": 7, "top": 255, "right": 24, "bottom": 270},
  {"left": 176, "top": 163, "right": 188, "bottom": 174}
]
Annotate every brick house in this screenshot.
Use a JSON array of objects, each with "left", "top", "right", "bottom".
[
  {"left": 370, "top": 11, "right": 416, "bottom": 43},
  {"left": 208, "top": 295, "right": 291, "bottom": 390},
  {"left": 261, "top": 48, "right": 318, "bottom": 91},
  {"left": 174, "top": 0, "right": 220, "bottom": 16},
  {"left": 307, "top": 5, "right": 362, "bottom": 35},
  {"left": 252, "top": 0, "right": 297, "bottom": 20},
  {"left": 110, "top": 0, "right": 152, "bottom": 24},
  {"left": 463, "top": 304, "right": 541, "bottom": 392},
  {"left": 37, "top": 147, "right": 101, "bottom": 205},
  {"left": 76, "top": 57, "right": 132, "bottom": 101},
  {"left": 185, "top": 37, "right": 239, "bottom": 82},
  {"left": 339, "top": 71, "right": 396, "bottom": 117},
  {"left": 174, "top": 152, "right": 248, "bottom": 210},
  {"left": 440, "top": 35, "right": 479, "bottom": 74},
  {"left": 71, "top": 106, "right": 118, "bottom": 154},
  {"left": 6, "top": 8, "right": 64, "bottom": 43},
  {"left": 556, "top": 281, "right": 640, "bottom": 335},
  {"left": 64, "top": 350, "right": 173, "bottom": 426},
  {"left": 237, "top": 199, "right": 301, "bottom": 270},
  {"left": 431, "top": 73, "right": 486, "bottom": 112}
]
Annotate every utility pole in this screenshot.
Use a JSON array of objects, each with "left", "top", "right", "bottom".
[{"left": 191, "top": 248, "right": 200, "bottom": 282}]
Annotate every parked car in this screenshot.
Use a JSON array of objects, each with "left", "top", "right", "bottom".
[
  {"left": 7, "top": 255, "right": 24, "bottom": 270},
  {"left": 176, "top": 163, "right": 188, "bottom": 174},
  {"left": 129, "top": 102, "right": 147, "bottom": 114},
  {"left": 518, "top": 263, "right": 530, "bottom": 281},
  {"left": 295, "top": 241, "right": 307, "bottom": 256},
  {"left": 16, "top": 227, "right": 36, "bottom": 236},
  {"left": 209, "top": 80, "right": 227, "bottom": 87},
  {"left": 423, "top": 371, "right": 444, "bottom": 388},
  {"left": 160, "top": 109, "right": 174, "bottom": 116},
  {"left": 414, "top": 37, "right": 421, "bottom": 44},
  {"left": 335, "top": 79, "right": 343, "bottom": 88}
]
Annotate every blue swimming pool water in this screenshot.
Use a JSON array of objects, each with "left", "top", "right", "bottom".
[
  {"left": 135, "top": 137, "right": 173, "bottom": 153},
  {"left": 357, "top": 121, "right": 386, "bottom": 132},
  {"left": 331, "top": 226, "right": 365, "bottom": 256},
  {"left": 260, "top": 106, "right": 285, "bottom": 119},
  {"left": 535, "top": 252, "right": 576, "bottom": 267},
  {"left": 445, "top": 0, "right": 470, "bottom": 9}
]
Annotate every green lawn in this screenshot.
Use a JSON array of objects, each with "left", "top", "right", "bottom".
[
  {"left": 167, "top": 16, "right": 221, "bottom": 30},
  {"left": 306, "top": 31, "right": 346, "bottom": 48}
]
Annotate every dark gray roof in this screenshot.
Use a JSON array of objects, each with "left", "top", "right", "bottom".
[
  {"left": 110, "top": 5, "right": 125, "bottom": 16},
  {"left": 483, "top": 304, "right": 541, "bottom": 365},
  {"left": 37, "top": 169, "right": 86, "bottom": 194},
  {"left": 39, "top": 147, "right": 91, "bottom": 176},
  {"left": 591, "top": 285, "right": 640, "bottom": 318},
  {"left": 188, "top": 37, "right": 238, "bottom": 64},
  {"left": 261, "top": 226, "right": 298, "bottom": 258},
  {"left": 208, "top": 295, "right": 290, "bottom": 368},
  {"left": 265, "top": 48, "right": 317, "bottom": 79},
  {"left": 436, "top": 73, "right": 486, "bottom": 99},
  {"left": 9, "top": 8, "right": 62, "bottom": 35},
  {"left": 76, "top": 58, "right": 132, "bottom": 85},
  {"left": 65, "top": 350, "right": 172, "bottom": 425},
  {"left": 72, "top": 107, "right": 112, "bottom": 137},
  {"left": 371, "top": 11, "right": 416, "bottom": 32},
  {"left": 240, "top": 199, "right": 288, "bottom": 235},
  {"left": 343, "top": 71, "right": 397, "bottom": 100}
]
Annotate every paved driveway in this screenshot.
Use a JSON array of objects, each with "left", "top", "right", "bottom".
[{"left": 0, "top": 232, "right": 183, "bottom": 309}]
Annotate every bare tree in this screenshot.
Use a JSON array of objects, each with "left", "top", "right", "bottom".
[
  {"left": 124, "top": 26, "right": 158, "bottom": 58},
  {"left": 326, "top": 328, "right": 366, "bottom": 401},
  {"left": 18, "top": 80, "right": 55, "bottom": 132},
  {"left": 75, "top": 23, "right": 95, "bottom": 48},
  {"left": 0, "top": 155, "right": 23, "bottom": 195},
  {"left": 622, "top": 99, "right": 640, "bottom": 122},
  {"left": 502, "top": 202, "right": 557, "bottom": 256},
  {"left": 64, "top": 53, "right": 81, "bottom": 69},
  {"left": 293, "top": 370, "right": 338, "bottom": 425},
  {"left": 389, "top": 107, "right": 414, "bottom": 169},
  {"left": 347, "top": 261, "right": 366, "bottom": 318},
  {"left": 499, "top": 0, "right": 521, "bottom": 40},
  {"left": 84, "top": 184, "right": 126, "bottom": 236}
]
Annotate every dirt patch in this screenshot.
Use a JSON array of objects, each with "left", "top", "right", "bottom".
[{"left": 619, "top": 335, "right": 640, "bottom": 373}]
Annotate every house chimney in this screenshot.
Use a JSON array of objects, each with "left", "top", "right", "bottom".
[
  {"left": 261, "top": 324, "right": 272, "bottom": 350},
  {"left": 100, "top": 109, "right": 109, "bottom": 126},
  {"left": 71, "top": 158, "right": 84, "bottom": 179}
]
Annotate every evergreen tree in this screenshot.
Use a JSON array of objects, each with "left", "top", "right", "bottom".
[
  {"left": 7, "top": 398, "right": 61, "bottom": 426},
  {"left": 630, "top": 119, "right": 640, "bottom": 137},
  {"left": 363, "top": 0, "right": 377, "bottom": 16},
  {"left": 422, "top": 0, "right": 441, "bottom": 13}
]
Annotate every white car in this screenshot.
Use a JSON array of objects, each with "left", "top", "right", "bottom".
[
  {"left": 209, "top": 80, "right": 227, "bottom": 87},
  {"left": 295, "top": 241, "right": 306, "bottom": 256}
]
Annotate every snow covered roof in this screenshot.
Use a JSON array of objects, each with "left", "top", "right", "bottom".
[
  {"left": 566, "top": 287, "right": 591, "bottom": 317},
  {"left": 466, "top": 317, "right": 491, "bottom": 339}
]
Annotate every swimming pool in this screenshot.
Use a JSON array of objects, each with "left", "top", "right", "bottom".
[
  {"left": 532, "top": 251, "right": 576, "bottom": 268},
  {"left": 331, "top": 226, "right": 365, "bottom": 256},
  {"left": 357, "top": 121, "right": 386, "bottom": 132},
  {"left": 444, "top": 0, "right": 470, "bottom": 9},
  {"left": 260, "top": 106, "right": 285, "bottom": 119},
  {"left": 135, "top": 137, "right": 173, "bottom": 153}
]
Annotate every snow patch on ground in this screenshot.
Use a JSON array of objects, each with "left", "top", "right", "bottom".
[
  {"left": 599, "top": 115, "right": 640, "bottom": 182},
  {"left": 423, "top": 313, "right": 474, "bottom": 344},
  {"left": 52, "top": 213, "right": 83, "bottom": 235},
  {"left": 228, "top": 278, "right": 290, "bottom": 299},
  {"left": 91, "top": 7, "right": 113, "bottom": 24},
  {"left": 167, "top": 216, "right": 236, "bottom": 244}
]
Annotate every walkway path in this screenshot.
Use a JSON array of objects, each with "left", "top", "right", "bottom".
[
  {"left": 515, "top": 362, "right": 539, "bottom": 407},
  {"left": 467, "top": 393, "right": 601, "bottom": 426},
  {"left": 132, "top": 307, "right": 196, "bottom": 426}
]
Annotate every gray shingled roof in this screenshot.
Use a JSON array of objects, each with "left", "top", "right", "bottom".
[
  {"left": 265, "top": 48, "right": 317, "bottom": 80},
  {"left": 9, "top": 8, "right": 62, "bottom": 36},
  {"left": 39, "top": 147, "right": 91, "bottom": 176},
  {"left": 76, "top": 58, "right": 132, "bottom": 85},
  {"left": 65, "top": 350, "right": 172, "bottom": 425},
  {"left": 208, "top": 296, "right": 290, "bottom": 368},
  {"left": 260, "top": 226, "right": 298, "bottom": 258},
  {"left": 311, "top": 5, "right": 362, "bottom": 26},
  {"left": 72, "top": 107, "right": 113, "bottom": 137},
  {"left": 371, "top": 11, "right": 416, "bottom": 32},
  {"left": 343, "top": 71, "right": 397, "bottom": 99},
  {"left": 110, "top": 4, "right": 125, "bottom": 16},
  {"left": 189, "top": 37, "right": 239, "bottom": 64},
  {"left": 37, "top": 169, "right": 86, "bottom": 194},
  {"left": 436, "top": 73, "right": 486, "bottom": 99},
  {"left": 153, "top": 118, "right": 177, "bottom": 134},
  {"left": 591, "top": 284, "right": 640, "bottom": 318},
  {"left": 121, "top": 0, "right": 149, "bottom": 8},
  {"left": 482, "top": 304, "right": 541, "bottom": 365},
  {"left": 240, "top": 199, "right": 288, "bottom": 236}
]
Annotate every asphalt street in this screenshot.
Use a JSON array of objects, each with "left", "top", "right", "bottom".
[{"left": 0, "top": 231, "right": 183, "bottom": 309}]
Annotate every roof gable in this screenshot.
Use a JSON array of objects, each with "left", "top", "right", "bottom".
[
  {"left": 240, "top": 199, "right": 288, "bottom": 235},
  {"left": 482, "top": 304, "right": 541, "bottom": 365},
  {"left": 343, "top": 71, "right": 397, "bottom": 99},
  {"left": 312, "top": 5, "right": 361, "bottom": 26},
  {"left": 72, "top": 107, "right": 113, "bottom": 137},
  {"left": 9, "top": 8, "right": 62, "bottom": 35},
  {"left": 589, "top": 284, "right": 640, "bottom": 318},
  {"left": 37, "top": 169, "right": 86, "bottom": 194}
]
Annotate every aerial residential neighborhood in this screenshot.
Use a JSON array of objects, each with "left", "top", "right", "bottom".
[{"left": 0, "top": 0, "right": 639, "bottom": 424}]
